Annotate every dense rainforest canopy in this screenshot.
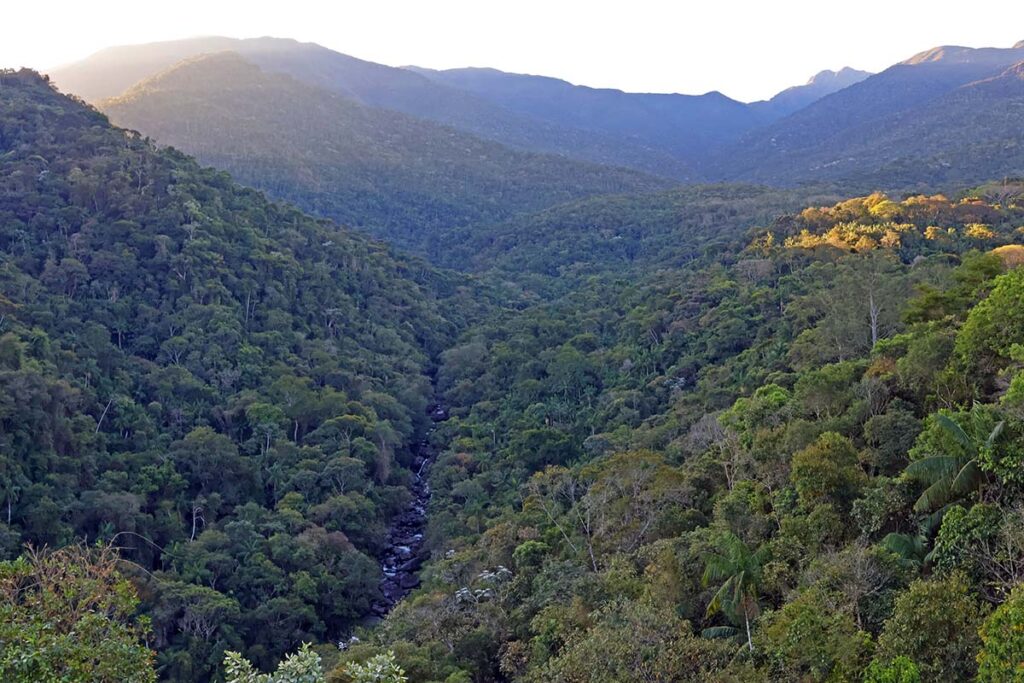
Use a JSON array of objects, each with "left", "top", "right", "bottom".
[
  {"left": 0, "top": 68, "right": 480, "bottom": 680},
  {"left": 5, "top": 63, "right": 1024, "bottom": 683},
  {"left": 338, "top": 187, "right": 1024, "bottom": 682}
]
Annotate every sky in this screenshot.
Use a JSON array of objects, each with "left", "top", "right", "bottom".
[{"left": 4, "top": 0, "right": 1024, "bottom": 102}]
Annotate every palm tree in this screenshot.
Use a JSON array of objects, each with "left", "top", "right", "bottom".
[
  {"left": 701, "top": 531, "right": 769, "bottom": 652},
  {"left": 880, "top": 531, "right": 929, "bottom": 566},
  {"left": 904, "top": 412, "right": 1003, "bottom": 515}
]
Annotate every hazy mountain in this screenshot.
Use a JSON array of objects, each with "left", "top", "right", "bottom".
[
  {"left": 49, "top": 37, "right": 867, "bottom": 180},
  {"left": 49, "top": 34, "right": 1024, "bottom": 193},
  {"left": 405, "top": 66, "right": 774, "bottom": 161},
  {"left": 753, "top": 66, "right": 871, "bottom": 117},
  {"left": 101, "top": 52, "right": 670, "bottom": 257},
  {"left": 50, "top": 37, "right": 697, "bottom": 178},
  {"left": 710, "top": 41, "right": 1024, "bottom": 185},
  {"left": 46, "top": 36, "right": 242, "bottom": 102},
  {"left": 813, "top": 60, "right": 1024, "bottom": 187}
]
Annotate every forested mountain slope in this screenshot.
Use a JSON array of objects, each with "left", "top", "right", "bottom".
[
  {"left": 325, "top": 188, "right": 1024, "bottom": 681},
  {"left": 712, "top": 42, "right": 1024, "bottom": 185},
  {"left": 0, "top": 68, "right": 481, "bottom": 680},
  {"left": 100, "top": 52, "right": 671, "bottom": 257},
  {"left": 50, "top": 37, "right": 697, "bottom": 179},
  {"left": 437, "top": 184, "right": 834, "bottom": 293},
  {"left": 15, "top": 30, "right": 1024, "bottom": 683}
]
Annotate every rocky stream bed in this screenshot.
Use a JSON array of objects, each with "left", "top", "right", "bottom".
[{"left": 369, "top": 402, "right": 448, "bottom": 619}]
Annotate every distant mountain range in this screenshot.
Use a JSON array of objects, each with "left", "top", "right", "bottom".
[
  {"left": 47, "top": 36, "right": 1024, "bottom": 225},
  {"left": 711, "top": 41, "right": 1024, "bottom": 187},
  {"left": 48, "top": 36, "right": 868, "bottom": 181},
  {"left": 409, "top": 64, "right": 870, "bottom": 157},
  {"left": 51, "top": 37, "right": 696, "bottom": 179},
  {"left": 99, "top": 51, "right": 669, "bottom": 256}
]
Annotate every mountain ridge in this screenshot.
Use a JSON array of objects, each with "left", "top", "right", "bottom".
[
  {"left": 707, "top": 41, "right": 1024, "bottom": 186},
  {"left": 100, "top": 51, "right": 671, "bottom": 258},
  {"left": 51, "top": 36, "right": 871, "bottom": 180},
  {"left": 51, "top": 37, "right": 700, "bottom": 179}
]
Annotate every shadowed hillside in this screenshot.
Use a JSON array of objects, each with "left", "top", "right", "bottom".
[{"left": 101, "top": 52, "right": 670, "bottom": 256}]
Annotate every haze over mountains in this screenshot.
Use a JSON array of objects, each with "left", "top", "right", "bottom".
[
  {"left": 51, "top": 37, "right": 1024, "bottom": 199},
  {"left": 49, "top": 36, "right": 872, "bottom": 181},
  {"left": 35, "top": 35, "right": 1024, "bottom": 273},
  {"left": 51, "top": 36, "right": 701, "bottom": 179},
  {"left": 409, "top": 64, "right": 870, "bottom": 156},
  {"left": 100, "top": 51, "right": 668, "bottom": 257}
]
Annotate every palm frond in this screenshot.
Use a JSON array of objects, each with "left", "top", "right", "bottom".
[
  {"left": 702, "top": 626, "right": 740, "bottom": 639},
  {"left": 905, "top": 455, "right": 961, "bottom": 484},
  {"left": 914, "top": 475, "right": 955, "bottom": 513},
  {"left": 702, "top": 554, "right": 734, "bottom": 585},
  {"left": 880, "top": 532, "right": 924, "bottom": 561},
  {"left": 920, "top": 503, "right": 954, "bottom": 534},
  {"left": 950, "top": 460, "right": 982, "bottom": 497},
  {"left": 985, "top": 421, "right": 1006, "bottom": 450},
  {"left": 706, "top": 578, "right": 733, "bottom": 617},
  {"left": 936, "top": 413, "right": 973, "bottom": 451}
]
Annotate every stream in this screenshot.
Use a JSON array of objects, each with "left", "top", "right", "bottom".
[{"left": 369, "top": 401, "right": 448, "bottom": 619}]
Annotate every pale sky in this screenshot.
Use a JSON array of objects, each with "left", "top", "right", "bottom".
[{"left": 4, "top": 0, "right": 1024, "bottom": 102}]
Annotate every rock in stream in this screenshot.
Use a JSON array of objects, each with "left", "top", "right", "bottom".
[{"left": 369, "top": 402, "right": 446, "bottom": 619}]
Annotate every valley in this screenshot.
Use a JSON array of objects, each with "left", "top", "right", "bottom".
[
  {"left": 2, "top": 22, "right": 1024, "bottom": 683},
  {"left": 374, "top": 398, "right": 447, "bottom": 619}
]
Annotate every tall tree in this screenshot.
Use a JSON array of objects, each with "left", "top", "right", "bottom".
[
  {"left": 701, "top": 531, "right": 769, "bottom": 652},
  {"left": 904, "top": 411, "right": 1003, "bottom": 514}
]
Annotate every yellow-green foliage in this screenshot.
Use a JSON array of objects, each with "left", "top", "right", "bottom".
[
  {"left": 0, "top": 545, "right": 156, "bottom": 683},
  {"left": 991, "top": 244, "right": 1024, "bottom": 267},
  {"left": 977, "top": 585, "right": 1024, "bottom": 681},
  {"left": 784, "top": 192, "right": 1024, "bottom": 254}
]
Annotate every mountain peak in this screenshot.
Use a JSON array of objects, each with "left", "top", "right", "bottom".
[
  {"left": 902, "top": 42, "right": 1024, "bottom": 67},
  {"left": 806, "top": 66, "right": 869, "bottom": 86},
  {"left": 104, "top": 51, "right": 262, "bottom": 103},
  {"left": 758, "top": 66, "right": 871, "bottom": 117},
  {"left": 902, "top": 45, "right": 974, "bottom": 65},
  {"left": 806, "top": 69, "right": 838, "bottom": 84}
]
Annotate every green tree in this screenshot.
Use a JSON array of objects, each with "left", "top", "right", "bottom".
[
  {"left": 0, "top": 544, "right": 156, "bottom": 682},
  {"left": 863, "top": 656, "right": 921, "bottom": 683},
  {"left": 955, "top": 266, "right": 1024, "bottom": 380},
  {"left": 875, "top": 574, "right": 987, "bottom": 681},
  {"left": 701, "top": 531, "right": 769, "bottom": 652},
  {"left": 977, "top": 584, "right": 1024, "bottom": 681},
  {"left": 224, "top": 643, "right": 324, "bottom": 683},
  {"left": 757, "top": 586, "right": 870, "bottom": 681},
  {"left": 534, "top": 599, "right": 730, "bottom": 683},
  {"left": 903, "top": 411, "right": 1002, "bottom": 514},
  {"left": 344, "top": 652, "right": 407, "bottom": 683},
  {"left": 790, "top": 432, "right": 866, "bottom": 510}
]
